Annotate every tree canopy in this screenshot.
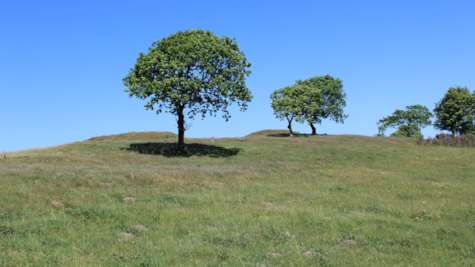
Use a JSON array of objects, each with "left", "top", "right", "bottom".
[
  {"left": 123, "top": 29, "right": 252, "bottom": 152},
  {"left": 270, "top": 86, "right": 298, "bottom": 134},
  {"left": 270, "top": 75, "right": 347, "bottom": 135},
  {"left": 433, "top": 86, "right": 475, "bottom": 136},
  {"left": 377, "top": 105, "right": 432, "bottom": 138},
  {"left": 293, "top": 75, "right": 348, "bottom": 135}
]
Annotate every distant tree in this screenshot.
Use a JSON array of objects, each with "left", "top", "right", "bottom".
[
  {"left": 375, "top": 124, "right": 386, "bottom": 137},
  {"left": 270, "top": 86, "right": 300, "bottom": 134},
  {"left": 433, "top": 86, "right": 475, "bottom": 136},
  {"left": 123, "top": 29, "right": 252, "bottom": 153},
  {"left": 472, "top": 90, "right": 475, "bottom": 134},
  {"left": 378, "top": 105, "right": 432, "bottom": 138},
  {"left": 291, "top": 75, "right": 348, "bottom": 135}
]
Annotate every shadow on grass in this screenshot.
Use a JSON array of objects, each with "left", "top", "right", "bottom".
[
  {"left": 266, "top": 133, "right": 316, "bottom": 138},
  {"left": 125, "top": 143, "right": 241, "bottom": 158}
]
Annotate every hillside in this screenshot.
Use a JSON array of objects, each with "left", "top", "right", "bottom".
[{"left": 1, "top": 130, "right": 474, "bottom": 266}]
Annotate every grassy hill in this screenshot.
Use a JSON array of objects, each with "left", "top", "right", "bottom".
[{"left": 1, "top": 130, "right": 474, "bottom": 266}]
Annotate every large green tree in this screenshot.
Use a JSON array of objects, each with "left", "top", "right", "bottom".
[
  {"left": 433, "top": 86, "right": 475, "bottom": 136},
  {"left": 291, "top": 75, "right": 348, "bottom": 135},
  {"left": 123, "top": 30, "right": 252, "bottom": 153},
  {"left": 377, "top": 105, "right": 432, "bottom": 138}
]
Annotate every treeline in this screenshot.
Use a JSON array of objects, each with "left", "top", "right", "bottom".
[
  {"left": 123, "top": 29, "right": 473, "bottom": 152},
  {"left": 377, "top": 86, "right": 475, "bottom": 138},
  {"left": 270, "top": 80, "right": 475, "bottom": 139}
]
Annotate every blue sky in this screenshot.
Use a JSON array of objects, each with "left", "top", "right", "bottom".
[{"left": 1, "top": 0, "right": 474, "bottom": 152}]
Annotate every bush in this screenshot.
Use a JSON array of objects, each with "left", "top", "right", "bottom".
[
  {"left": 417, "top": 133, "right": 475, "bottom": 147},
  {"left": 390, "top": 125, "right": 423, "bottom": 138}
]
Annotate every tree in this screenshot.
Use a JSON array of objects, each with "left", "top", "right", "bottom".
[
  {"left": 433, "top": 86, "right": 475, "bottom": 136},
  {"left": 290, "top": 75, "right": 348, "bottom": 135},
  {"left": 377, "top": 105, "right": 432, "bottom": 138},
  {"left": 123, "top": 30, "right": 252, "bottom": 153},
  {"left": 270, "top": 86, "right": 300, "bottom": 134},
  {"left": 472, "top": 90, "right": 475, "bottom": 134}
]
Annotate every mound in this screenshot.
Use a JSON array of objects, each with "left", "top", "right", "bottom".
[
  {"left": 88, "top": 131, "right": 177, "bottom": 141},
  {"left": 246, "top": 129, "right": 299, "bottom": 136}
]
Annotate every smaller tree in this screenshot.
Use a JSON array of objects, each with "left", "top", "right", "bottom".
[
  {"left": 270, "top": 86, "right": 300, "bottom": 134},
  {"left": 378, "top": 105, "right": 432, "bottom": 138},
  {"left": 472, "top": 90, "right": 475, "bottom": 134},
  {"left": 375, "top": 124, "right": 386, "bottom": 136},
  {"left": 433, "top": 86, "right": 475, "bottom": 136},
  {"left": 293, "top": 75, "right": 348, "bottom": 135}
]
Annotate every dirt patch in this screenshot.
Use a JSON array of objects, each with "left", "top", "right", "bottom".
[
  {"left": 266, "top": 252, "right": 283, "bottom": 258},
  {"left": 51, "top": 201, "right": 64, "bottom": 207},
  {"left": 341, "top": 239, "right": 357, "bottom": 245},
  {"left": 120, "top": 232, "right": 134, "bottom": 239},
  {"left": 302, "top": 251, "right": 319, "bottom": 257},
  {"left": 103, "top": 183, "right": 114, "bottom": 187},
  {"left": 123, "top": 197, "right": 136, "bottom": 202},
  {"left": 134, "top": 225, "right": 148, "bottom": 231}
]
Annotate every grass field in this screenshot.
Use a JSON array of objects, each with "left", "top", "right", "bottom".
[{"left": 1, "top": 130, "right": 474, "bottom": 266}]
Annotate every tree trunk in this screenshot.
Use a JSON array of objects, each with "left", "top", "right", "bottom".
[
  {"left": 288, "top": 123, "right": 293, "bottom": 135},
  {"left": 287, "top": 116, "right": 293, "bottom": 135},
  {"left": 177, "top": 107, "right": 186, "bottom": 153},
  {"left": 310, "top": 123, "right": 316, "bottom": 135}
]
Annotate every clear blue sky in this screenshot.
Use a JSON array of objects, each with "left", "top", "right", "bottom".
[{"left": 1, "top": 0, "right": 474, "bottom": 152}]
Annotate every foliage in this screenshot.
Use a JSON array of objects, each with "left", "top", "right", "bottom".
[
  {"left": 270, "top": 86, "right": 298, "bottom": 134},
  {"left": 296, "top": 75, "right": 348, "bottom": 135},
  {"left": 273, "top": 75, "right": 347, "bottom": 135},
  {"left": 417, "top": 133, "right": 475, "bottom": 147},
  {"left": 378, "top": 105, "right": 432, "bottom": 138},
  {"left": 473, "top": 90, "right": 475, "bottom": 133},
  {"left": 390, "top": 125, "right": 424, "bottom": 138},
  {"left": 123, "top": 29, "right": 252, "bottom": 152},
  {"left": 375, "top": 125, "right": 386, "bottom": 137},
  {"left": 433, "top": 86, "right": 475, "bottom": 136}
]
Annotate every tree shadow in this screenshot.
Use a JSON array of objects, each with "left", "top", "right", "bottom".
[
  {"left": 266, "top": 133, "right": 314, "bottom": 138},
  {"left": 125, "top": 143, "right": 241, "bottom": 158}
]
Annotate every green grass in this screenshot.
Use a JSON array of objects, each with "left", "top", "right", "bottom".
[{"left": 1, "top": 130, "right": 474, "bottom": 266}]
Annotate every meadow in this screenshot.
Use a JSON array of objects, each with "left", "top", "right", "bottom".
[{"left": 1, "top": 130, "right": 474, "bottom": 266}]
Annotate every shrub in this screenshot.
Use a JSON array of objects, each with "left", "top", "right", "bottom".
[
  {"left": 417, "top": 133, "right": 475, "bottom": 147},
  {"left": 390, "top": 125, "right": 424, "bottom": 138}
]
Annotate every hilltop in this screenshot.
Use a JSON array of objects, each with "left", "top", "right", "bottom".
[{"left": 1, "top": 130, "right": 474, "bottom": 266}]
